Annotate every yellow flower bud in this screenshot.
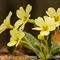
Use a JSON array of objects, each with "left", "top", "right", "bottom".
[{"left": 38, "top": 34, "right": 44, "bottom": 40}]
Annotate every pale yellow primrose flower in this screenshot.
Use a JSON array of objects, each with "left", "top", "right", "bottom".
[
  {"left": 33, "top": 17, "right": 56, "bottom": 36},
  {"left": 14, "top": 4, "right": 32, "bottom": 30},
  {"left": 46, "top": 7, "right": 60, "bottom": 27},
  {"left": 0, "top": 11, "right": 13, "bottom": 34},
  {"left": 7, "top": 29, "right": 24, "bottom": 47}
]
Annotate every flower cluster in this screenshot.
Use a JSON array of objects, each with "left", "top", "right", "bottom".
[
  {"left": 0, "top": 4, "right": 33, "bottom": 47},
  {"left": 0, "top": 4, "right": 60, "bottom": 60}
]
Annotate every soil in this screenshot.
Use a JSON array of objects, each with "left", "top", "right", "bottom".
[
  {"left": 0, "top": 43, "right": 37, "bottom": 60},
  {"left": 0, "top": 47, "right": 59, "bottom": 60}
]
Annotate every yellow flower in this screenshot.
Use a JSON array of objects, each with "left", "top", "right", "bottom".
[
  {"left": 38, "top": 34, "right": 44, "bottom": 40},
  {"left": 14, "top": 4, "right": 32, "bottom": 30},
  {"left": 33, "top": 17, "right": 55, "bottom": 36},
  {"left": 7, "top": 29, "right": 24, "bottom": 47},
  {"left": 46, "top": 7, "right": 60, "bottom": 27},
  {"left": 0, "top": 11, "right": 13, "bottom": 34}
]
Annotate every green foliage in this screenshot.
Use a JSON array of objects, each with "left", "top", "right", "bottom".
[
  {"left": 51, "top": 41, "right": 60, "bottom": 56},
  {"left": 21, "top": 32, "right": 41, "bottom": 57},
  {"left": 21, "top": 32, "right": 60, "bottom": 60}
]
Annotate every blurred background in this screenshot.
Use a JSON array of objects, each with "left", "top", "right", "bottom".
[{"left": 0, "top": 0, "right": 60, "bottom": 48}]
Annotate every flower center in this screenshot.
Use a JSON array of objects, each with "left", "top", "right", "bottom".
[
  {"left": 54, "top": 16, "right": 60, "bottom": 22},
  {"left": 42, "top": 25, "right": 49, "bottom": 31},
  {"left": 15, "top": 37, "right": 19, "bottom": 42},
  {"left": 23, "top": 15, "right": 28, "bottom": 22}
]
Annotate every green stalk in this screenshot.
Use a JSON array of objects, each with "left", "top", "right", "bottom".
[
  {"left": 23, "top": 36, "right": 40, "bottom": 57},
  {"left": 22, "top": 36, "right": 50, "bottom": 60},
  {"left": 28, "top": 19, "right": 35, "bottom": 24},
  {"left": 44, "top": 36, "right": 50, "bottom": 59}
]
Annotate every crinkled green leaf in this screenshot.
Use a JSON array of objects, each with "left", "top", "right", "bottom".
[
  {"left": 21, "top": 32, "right": 41, "bottom": 50},
  {"left": 20, "top": 32, "right": 43, "bottom": 58},
  {"left": 51, "top": 41, "right": 60, "bottom": 55}
]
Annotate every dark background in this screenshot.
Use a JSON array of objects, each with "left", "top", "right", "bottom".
[{"left": 0, "top": 0, "right": 60, "bottom": 48}]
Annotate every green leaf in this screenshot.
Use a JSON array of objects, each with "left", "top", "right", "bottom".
[
  {"left": 20, "top": 32, "right": 42, "bottom": 57},
  {"left": 7, "top": 46, "right": 15, "bottom": 53},
  {"left": 51, "top": 41, "right": 60, "bottom": 55}
]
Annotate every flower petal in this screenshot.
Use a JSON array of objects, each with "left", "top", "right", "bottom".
[
  {"left": 10, "top": 29, "right": 17, "bottom": 38},
  {"left": 32, "top": 27, "right": 42, "bottom": 30},
  {"left": 16, "top": 30, "right": 24, "bottom": 46},
  {"left": 19, "top": 24, "right": 25, "bottom": 31},
  {"left": 14, "top": 20, "right": 23, "bottom": 29},
  {"left": 49, "top": 25, "right": 56, "bottom": 31},
  {"left": 18, "top": 30, "right": 25, "bottom": 39},
  {"left": 35, "top": 17, "right": 44, "bottom": 27},
  {"left": 4, "top": 11, "right": 12, "bottom": 24},
  {"left": 26, "top": 4, "right": 32, "bottom": 15},
  {"left": 46, "top": 7, "right": 56, "bottom": 17},
  {"left": 57, "top": 8, "right": 60, "bottom": 16},
  {"left": 0, "top": 26, "right": 6, "bottom": 34},
  {"left": 7, "top": 37, "right": 17, "bottom": 47},
  {"left": 55, "top": 22, "right": 60, "bottom": 27},
  {"left": 43, "top": 16, "right": 49, "bottom": 19},
  {"left": 45, "top": 17, "right": 55, "bottom": 26},
  {"left": 40, "top": 31, "right": 50, "bottom": 36},
  {"left": 16, "top": 7, "right": 25, "bottom": 19}
]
